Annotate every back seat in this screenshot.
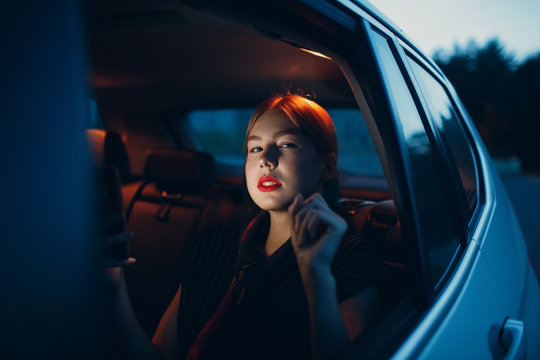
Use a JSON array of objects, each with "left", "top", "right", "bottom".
[
  {"left": 124, "top": 148, "right": 248, "bottom": 336},
  {"left": 338, "top": 198, "right": 409, "bottom": 312}
]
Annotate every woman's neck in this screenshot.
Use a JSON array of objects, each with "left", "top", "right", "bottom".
[{"left": 264, "top": 210, "right": 291, "bottom": 256}]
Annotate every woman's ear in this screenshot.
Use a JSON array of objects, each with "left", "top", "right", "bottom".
[{"left": 322, "top": 153, "right": 337, "bottom": 182}]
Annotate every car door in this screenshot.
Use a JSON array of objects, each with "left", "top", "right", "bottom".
[
  {"left": 359, "top": 12, "right": 537, "bottom": 359},
  {"left": 401, "top": 37, "right": 539, "bottom": 359}
]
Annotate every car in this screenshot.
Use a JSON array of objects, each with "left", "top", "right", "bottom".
[{"left": 3, "top": 0, "right": 539, "bottom": 359}]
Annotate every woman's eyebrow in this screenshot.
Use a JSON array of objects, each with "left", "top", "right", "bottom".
[
  {"left": 246, "top": 134, "right": 261, "bottom": 143},
  {"left": 246, "top": 128, "right": 301, "bottom": 143}
]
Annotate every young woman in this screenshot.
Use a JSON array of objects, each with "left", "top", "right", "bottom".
[{"left": 107, "top": 94, "right": 383, "bottom": 360}]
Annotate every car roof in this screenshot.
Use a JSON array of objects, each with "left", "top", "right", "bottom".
[
  {"left": 86, "top": 0, "right": 446, "bottom": 113},
  {"left": 86, "top": 0, "right": 358, "bottom": 111}
]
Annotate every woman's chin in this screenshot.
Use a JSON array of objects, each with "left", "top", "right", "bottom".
[{"left": 253, "top": 197, "right": 292, "bottom": 212}]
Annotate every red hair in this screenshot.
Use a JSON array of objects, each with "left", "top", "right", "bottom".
[{"left": 245, "top": 94, "right": 337, "bottom": 156}]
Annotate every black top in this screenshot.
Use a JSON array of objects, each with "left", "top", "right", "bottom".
[{"left": 176, "top": 212, "right": 384, "bottom": 360}]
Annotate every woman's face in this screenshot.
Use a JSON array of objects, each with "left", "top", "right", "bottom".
[{"left": 245, "top": 109, "right": 327, "bottom": 212}]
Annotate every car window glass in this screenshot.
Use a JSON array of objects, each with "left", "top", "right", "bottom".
[
  {"left": 406, "top": 57, "right": 478, "bottom": 216},
  {"left": 187, "top": 109, "right": 252, "bottom": 167},
  {"left": 369, "top": 28, "right": 462, "bottom": 291},
  {"left": 185, "top": 108, "right": 384, "bottom": 178}
]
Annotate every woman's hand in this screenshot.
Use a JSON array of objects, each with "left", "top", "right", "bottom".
[
  {"left": 289, "top": 193, "right": 351, "bottom": 359},
  {"left": 289, "top": 193, "right": 347, "bottom": 277}
]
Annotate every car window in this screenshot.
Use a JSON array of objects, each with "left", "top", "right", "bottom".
[
  {"left": 187, "top": 109, "right": 252, "bottom": 167},
  {"left": 185, "top": 108, "right": 384, "bottom": 178},
  {"left": 406, "top": 56, "right": 478, "bottom": 219},
  {"left": 369, "top": 27, "right": 463, "bottom": 292}
]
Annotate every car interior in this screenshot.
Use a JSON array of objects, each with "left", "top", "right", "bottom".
[{"left": 85, "top": 0, "right": 412, "bottom": 355}]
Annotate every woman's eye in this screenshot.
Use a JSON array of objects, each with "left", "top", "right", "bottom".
[
  {"left": 280, "top": 143, "right": 297, "bottom": 149},
  {"left": 249, "top": 146, "right": 262, "bottom": 153}
]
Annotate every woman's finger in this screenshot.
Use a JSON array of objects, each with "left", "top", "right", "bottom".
[
  {"left": 300, "top": 192, "right": 330, "bottom": 212},
  {"left": 301, "top": 210, "right": 318, "bottom": 240},
  {"left": 307, "top": 210, "right": 341, "bottom": 242},
  {"left": 289, "top": 193, "right": 303, "bottom": 231},
  {"left": 292, "top": 206, "right": 309, "bottom": 247},
  {"left": 291, "top": 193, "right": 327, "bottom": 236},
  {"left": 299, "top": 208, "right": 346, "bottom": 244},
  {"left": 295, "top": 206, "right": 312, "bottom": 232},
  {"left": 296, "top": 208, "right": 323, "bottom": 245}
]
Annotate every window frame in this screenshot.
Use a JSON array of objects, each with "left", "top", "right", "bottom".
[
  {"left": 365, "top": 21, "right": 471, "bottom": 296},
  {"left": 397, "top": 39, "right": 486, "bottom": 238}
]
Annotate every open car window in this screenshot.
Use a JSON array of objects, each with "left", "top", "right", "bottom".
[{"left": 185, "top": 108, "right": 386, "bottom": 185}]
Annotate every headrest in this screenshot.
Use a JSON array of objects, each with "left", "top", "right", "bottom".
[
  {"left": 362, "top": 200, "right": 403, "bottom": 264},
  {"left": 86, "top": 129, "right": 130, "bottom": 181},
  {"left": 143, "top": 148, "right": 217, "bottom": 193}
]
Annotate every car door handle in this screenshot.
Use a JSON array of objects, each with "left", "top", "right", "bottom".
[{"left": 500, "top": 318, "right": 527, "bottom": 359}]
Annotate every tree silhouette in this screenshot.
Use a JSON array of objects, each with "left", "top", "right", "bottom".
[
  {"left": 515, "top": 54, "right": 540, "bottom": 171},
  {"left": 435, "top": 39, "right": 540, "bottom": 172}
]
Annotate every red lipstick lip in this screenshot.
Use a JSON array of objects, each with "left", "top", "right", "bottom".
[{"left": 257, "top": 176, "right": 282, "bottom": 192}]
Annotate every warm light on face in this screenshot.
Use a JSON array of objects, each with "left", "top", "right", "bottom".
[
  {"left": 245, "top": 110, "right": 326, "bottom": 212},
  {"left": 300, "top": 48, "right": 332, "bottom": 60}
]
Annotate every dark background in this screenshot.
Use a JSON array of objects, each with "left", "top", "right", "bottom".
[{"left": 434, "top": 39, "right": 540, "bottom": 172}]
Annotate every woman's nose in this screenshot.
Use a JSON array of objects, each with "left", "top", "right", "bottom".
[{"left": 259, "top": 148, "right": 277, "bottom": 169}]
